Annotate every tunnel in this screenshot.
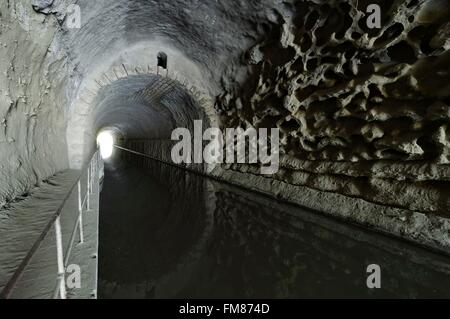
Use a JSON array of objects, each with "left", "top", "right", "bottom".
[{"left": 1, "top": 0, "right": 450, "bottom": 300}]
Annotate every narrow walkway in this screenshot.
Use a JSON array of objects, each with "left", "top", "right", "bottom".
[
  {"left": 0, "top": 170, "right": 79, "bottom": 293},
  {"left": 0, "top": 164, "right": 100, "bottom": 298}
]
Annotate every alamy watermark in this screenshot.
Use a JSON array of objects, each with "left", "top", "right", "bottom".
[
  {"left": 366, "top": 264, "right": 381, "bottom": 289},
  {"left": 366, "top": 4, "right": 381, "bottom": 29},
  {"left": 66, "top": 264, "right": 81, "bottom": 289},
  {"left": 171, "top": 120, "right": 280, "bottom": 175}
]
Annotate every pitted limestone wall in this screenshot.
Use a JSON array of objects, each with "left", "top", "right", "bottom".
[{"left": 215, "top": 0, "right": 450, "bottom": 217}]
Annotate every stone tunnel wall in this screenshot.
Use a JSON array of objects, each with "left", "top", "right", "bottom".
[
  {"left": 215, "top": 0, "right": 450, "bottom": 219},
  {"left": 0, "top": 1, "right": 69, "bottom": 209}
]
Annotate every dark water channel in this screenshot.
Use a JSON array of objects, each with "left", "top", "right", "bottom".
[{"left": 98, "top": 157, "right": 450, "bottom": 299}]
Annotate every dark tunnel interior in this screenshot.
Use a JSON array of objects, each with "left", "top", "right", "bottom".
[{"left": 1, "top": 0, "right": 450, "bottom": 301}]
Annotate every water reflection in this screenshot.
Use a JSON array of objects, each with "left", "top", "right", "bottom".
[{"left": 99, "top": 158, "right": 450, "bottom": 299}]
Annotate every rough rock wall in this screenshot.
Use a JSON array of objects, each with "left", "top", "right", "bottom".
[
  {"left": 216, "top": 0, "right": 450, "bottom": 216},
  {"left": 0, "top": 1, "right": 69, "bottom": 209}
]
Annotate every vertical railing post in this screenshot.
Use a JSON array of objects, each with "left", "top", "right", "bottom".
[
  {"left": 90, "top": 161, "right": 94, "bottom": 193},
  {"left": 92, "top": 153, "right": 96, "bottom": 177},
  {"left": 77, "top": 181, "right": 84, "bottom": 243},
  {"left": 54, "top": 216, "right": 66, "bottom": 299},
  {"left": 89, "top": 164, "right": 92, "bottom": 194},
  {"left": 87, "top": 164, "right": 91, "bottom": 211}
]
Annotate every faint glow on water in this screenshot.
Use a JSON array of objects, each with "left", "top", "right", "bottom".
[
  {"left": 98, "top": 158, "right": 450, "bottom": 299},
  {"left": 97, "top": 131, "right": 114, "bottom": 159}
]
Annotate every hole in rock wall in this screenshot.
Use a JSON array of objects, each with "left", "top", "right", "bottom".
[{"left": 157, "top": 52, "right": 168, "bottom": 69}]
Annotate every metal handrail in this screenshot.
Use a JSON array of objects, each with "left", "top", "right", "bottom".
[
  {"left": 0, "top": 150, "right": 101, "bottom": 299},
  {"left": 52, "top": 151, "right": 100, "bottom": 299}
]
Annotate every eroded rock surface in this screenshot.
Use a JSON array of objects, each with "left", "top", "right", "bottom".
[{"left": 216, "top": 0, "right": 450, "bottom": 216}]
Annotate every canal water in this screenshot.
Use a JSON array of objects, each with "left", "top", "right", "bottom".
[{"left": 98, "top": 157, "right": 450, "bottom": 299}]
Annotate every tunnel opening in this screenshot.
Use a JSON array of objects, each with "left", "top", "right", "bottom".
[
  {"left": 83, "top": 73, "right": 210, "bottom": 170},
  {"left": 97, "top": 129, "right": 116, "bottom": 160}
]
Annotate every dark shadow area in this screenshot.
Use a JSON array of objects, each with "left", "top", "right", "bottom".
[{"left": 98, "top": 155, "right": 450, "bottom": 299}]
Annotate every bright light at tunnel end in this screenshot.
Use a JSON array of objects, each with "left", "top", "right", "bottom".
[{"left": 97, "top": 131, "right": 115, "bottom": 159}]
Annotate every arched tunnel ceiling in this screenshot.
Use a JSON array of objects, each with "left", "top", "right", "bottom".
[
  {"left": 90, "top": 74, "right": 203, "bottom": 141},
  {"left": 63, "top": 0, "right": 273, "bottom": 79},
  {"left": 1, "top": 0, "right": 284, "bottom": 205},
  {"left": 60, "top": 0, "right": 285, "bottom": 167}
]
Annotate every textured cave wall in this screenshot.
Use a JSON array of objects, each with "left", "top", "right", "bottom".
[
  {"left": 0, "top": 1, "right": 69, "bottom": 209},
  {"left": 215, "top": 0, "right": 450, "bottom": 218}
]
